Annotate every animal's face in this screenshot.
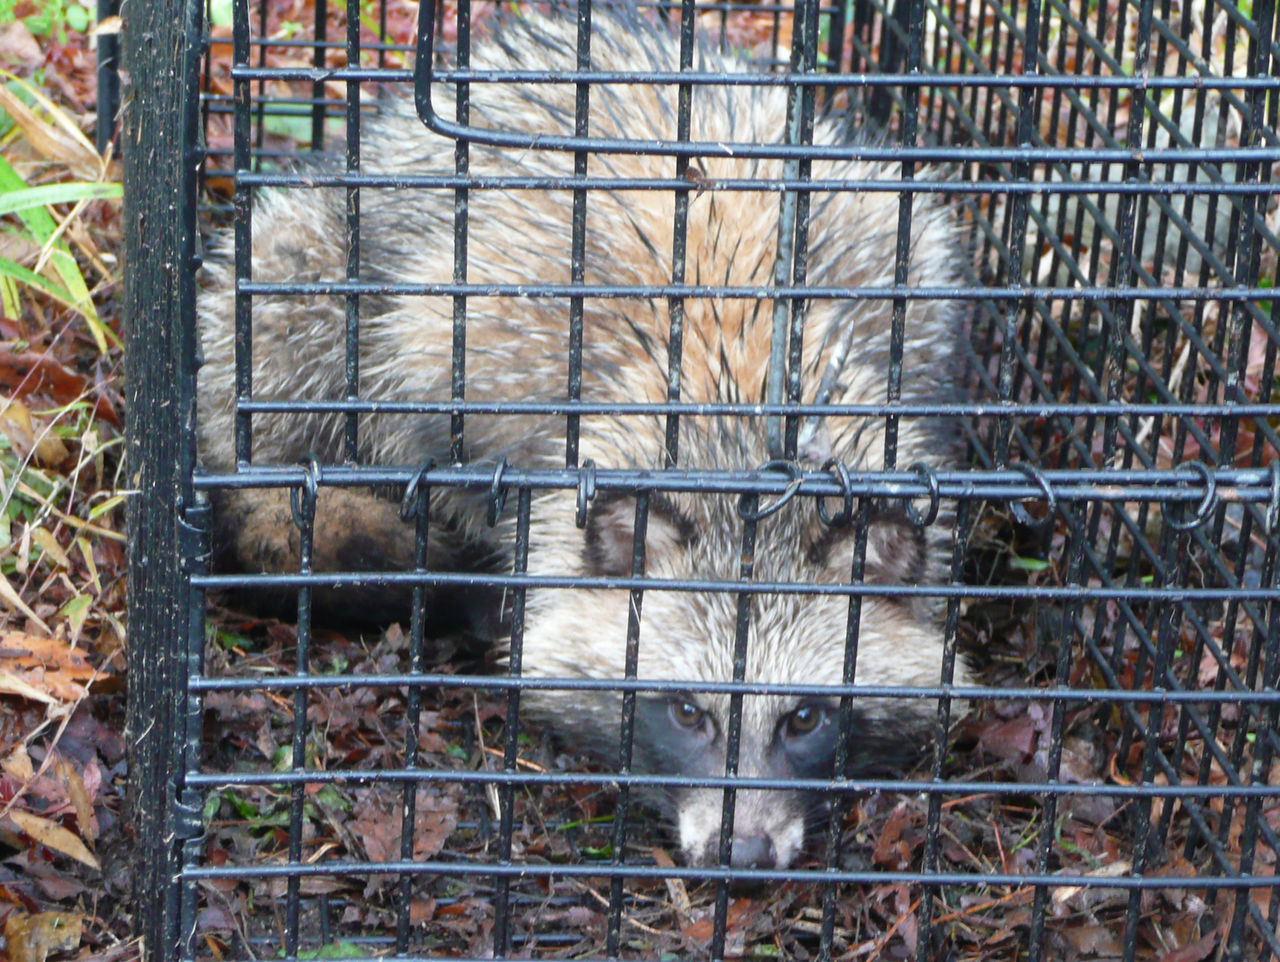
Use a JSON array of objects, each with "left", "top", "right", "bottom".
[
  {"left": 520, "top": 487, "right": 955, "bottom": 869},
  {"left": 631, "top": 689, "right": 916, "bottom": 868}
]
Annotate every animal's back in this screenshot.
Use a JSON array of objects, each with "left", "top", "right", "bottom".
[{"left": 199, "top": 9, "right": 958, "bottom": 481}]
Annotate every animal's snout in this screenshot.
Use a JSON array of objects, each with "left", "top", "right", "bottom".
[{"left": 730, "top": 833, "right": 777, "bottom": 869}]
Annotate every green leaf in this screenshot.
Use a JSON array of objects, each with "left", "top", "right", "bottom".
[
  {"left": 1009, "top": 555, "right": 1051, "bottom": 573},
  {"left": 65, "top": 3, "right": 89, "bottom": 32},
  {"left": 209, "top": 0, "right": 234, "bottom": 28},
  {"left": 0, "top": 254, "right": 77, "bottom": 307},
  {"left": 0, "top": 181, "right": 120, "bottom": 217},
  {"left": 0, "top": 155, "right": 115, "bottom": 352}
]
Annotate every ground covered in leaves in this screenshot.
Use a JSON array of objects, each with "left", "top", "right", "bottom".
[
  {"left": 3, "top": 1, "right": 1279, "bottom": 961},
  {"left": 0, "top": 3, "right": 132, "bottom": 962}
]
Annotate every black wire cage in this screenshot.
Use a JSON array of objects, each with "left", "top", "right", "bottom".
[{"left": 121, "top": 0, "right": 1280, "bottom": 958}]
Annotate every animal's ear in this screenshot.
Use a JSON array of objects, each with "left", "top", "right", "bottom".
[
  {"left": 864, "top": 509, "right": 929, "bottom": 586},
  {"left": 584, "top": 493, "right": 693, "bottom": 577}
]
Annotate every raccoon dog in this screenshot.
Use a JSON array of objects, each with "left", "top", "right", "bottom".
[{"left": 197, "top": 4, "right": 970, "bottom": 869}]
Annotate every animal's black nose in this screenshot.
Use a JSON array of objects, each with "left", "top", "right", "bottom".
[{"left": 731, "top": 834, "right": 777, "bottom": 869}]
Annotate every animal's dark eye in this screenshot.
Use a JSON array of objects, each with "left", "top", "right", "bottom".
[
  {"left": 784, "top": 705, "right": 827, "bottom": 738},
  {"left": 670, "top": 700, "right": 707, "bottom": 730}
]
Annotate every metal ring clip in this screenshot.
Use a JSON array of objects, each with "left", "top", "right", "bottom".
[
  {"left": 817, "top": 459, "right": 854, "bottom": 528},
  {"left": 738, "top": 460, "right": 804, "bottom": 522},
  {"left": 575, "top": 459, "right": 597, "bottom": 529},
  {"left": 400, "top": 458, "right": 436, "bottom": 522},
  {"left": 905, "top": 462, "right": 941, "bottom": 528},
  {"left": 1008, "top": 462, "right": 1056, "bottom": 531},
  {"left": 1267, "top": 460, "right": 1280, "bottom": 535},
  {"left": 486, "top": 457, "right": 510, "bottom": 528},
  {"left": 1162, "top": 460, "right": 1217, "bottom": 532},
  {"left": 289, "top": 455, "right": 321, "bottom": 530}
]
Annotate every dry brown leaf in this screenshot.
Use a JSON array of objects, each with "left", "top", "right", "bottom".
[
  {"left": 3, "top": 911, "right": 83, "bottom": 962},
  {"left": 89, "top": 16, "right": 123, "bottom": 37},
  {"left": 29, "top": 527, "right": 70, "bottom": 570},
  {"left": 3, "top": 744, "right": 34, "bottom": 780},
  {"left": 5, "top": 810, "right": 100, "bottom": 870},
  {"left": 0, "top": 74, "right": 100, "bottom": 178},
  {"left": 76, "top": 537, "right": 100, "bottom": 593},
  {"left": 0, "top": 22, "right": 42, "bottom": 73},
  {"left": 0, "top": 669, "right": 55, "bottom": 704},
  {"left": 0, "top": 577, "right": 51, "bottom": 634},
  {"left": 0, "top": 631, "right": 108, "bottom": 702},
  {"left": 1161, "top": 933, "right": 1219, "bottom": 962},
  {"left": 0, "top": 397, "right": 69, "bottom": 467},
  {"left": 55, "top": 757, "right": 95, "bottom": 846}
]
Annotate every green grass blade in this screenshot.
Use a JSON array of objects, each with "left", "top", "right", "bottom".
[
  {"left": 0, "top": 181, "right": 121, "bottom": 217},
  {"left": 0, "top": 155, "right": 114, "bottom": 352}
]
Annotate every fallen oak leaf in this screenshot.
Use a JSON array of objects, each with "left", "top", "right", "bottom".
[
  {"left": 0, "top": 396, "right": 70, "bottom": 467},
  {"left": 3, "top": 911, "right": 82, "bottom": 962},
  {"left": 4, "top": 810, "right": 100, "bottom": 870},
  {"left": 0, "top": 631, "right": 110, "bottom": 702},
  {"left": 54, "top": 757, "right": 95, "bottom": 846},
  {"left": 0, "top": 347, "right": 120, "bottom": 425}
]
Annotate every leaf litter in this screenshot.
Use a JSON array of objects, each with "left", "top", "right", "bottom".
[{"left": 3, "top": 0, "right": 1274, "bottom": 960}]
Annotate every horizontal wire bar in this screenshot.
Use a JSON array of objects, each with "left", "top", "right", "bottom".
[
  {"left": 227, "top": 399, "right": 1280, "bottom": 418},
  {"left": 193, "top": 463, "right": 1279, "bottom": 508},
  {"left": 232, "top": 169, "right": 1280, "bottom": 196},
  {"left": 230, "top": 64, "right": 1280, "bottom": 91},
  {"left": 179, "top": 856, "right": 1280, "bottom": 889},
  {"left": 185, "top": 767, "right": 1280, "bottom": 799},
  {"left": 192, "top": 569, "right": 1280, "bottom": 600},
  {"left": 188, "top": 672, "right": 1280, "bottom": 704},
  {"left": 233, "top": 279, "right": 1280, "bottom": 300}
]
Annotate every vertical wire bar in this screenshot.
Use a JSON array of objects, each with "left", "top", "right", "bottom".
[
  {"left": 1174, "top": 6, "right": 1240, "bottom": 867},
  {"left": 1207, "top": 0, "right": 1277, "bottom": 904},
  {"left": 765, "top": 0, "right": 819, "bottom": 461},
  {"left": 311, "top": 0, "right": 328, "bottom": 149},
  {"left": 1097, "top": 0, "right": 1151, "bottom": 471},
  {"left": 663, "top": 0, "right": 696, "bottom": 469},
  {"left": 198, "top": 0, "right": 212, "bottom": 190},
  {"left": 232, "top": 0, "right": 253, "bottom": 466},
  {"left": 1226, "top": 505, "right": 1280, "bottom": 957},
  {"left": 395, "top": 478, "right": 432, "bottom": 955},
  {"left": 95, "top": 0, "right": 120, "bottom": 153},
  {"left": 870, "top": 0, "right": 908, "bottom": 124},
  {"left": 285, "top": 477, "right": 317, "bottom": 958},
  {"left": 988, "top": 0, "right": 1041, "bottom": 469},
  {"left": 377, "top": 0, "right": 388, "bottom": 70},
  {"left": 340, "top": 0, "right": 360, "bottom": 465},
  {"left": 710, "top": 497, "right": 758, "bottom": 961},
  {"left": 783, "top": 0, "right": 819, "bottom": 462},
  {"left": 1171, "top": 11, "right": 1275, "bottom": 858},
  {"left": 824, "top": 0, "right": 846, "bottom": 75},
  {"left": 605, "top": 493, "right": 650, "bottom": 957},
  {"left": 564, "top": 1, "right": 592, "bottom": 469},
  {"left": 916, "top": 498, "right": 972, "bottom": 960},
  {"left": 178, "top": 498, "right": 212, "bottom": 961},
  {"left": 1119, "top": 525, "right": 1187, "bottom": 962},
  {"left": 1025, "top": 503, "right": 1088, "bottom": 962},
  {"left": 881, "top": 0, "right": 925, "bottom": 471},
  {"left": 343, "top": 0, "right": 361, "bottom": 463},
  {"left": 1095, "top": 0, "right": 1155, "bottom": 775},
  {"left": 818, "top": 497, "right": 871, "bottom": 960},
  {"left": 253, "top": 0, "right": 267, "bottom": 164},
  {"left": 493, "top": 486, "right": 532, "bottom": 958},
  {"left": 449, "top": 0, "right": 471, "bottom": 465}
]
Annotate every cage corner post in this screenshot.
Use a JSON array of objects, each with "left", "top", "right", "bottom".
[{"left": 122, "top": 0, "right": 206, "bottom": 957}]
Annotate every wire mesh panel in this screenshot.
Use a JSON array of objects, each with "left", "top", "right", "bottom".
[{"left": 133, "top": 0, "right": 1280, "bottom": 957}]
